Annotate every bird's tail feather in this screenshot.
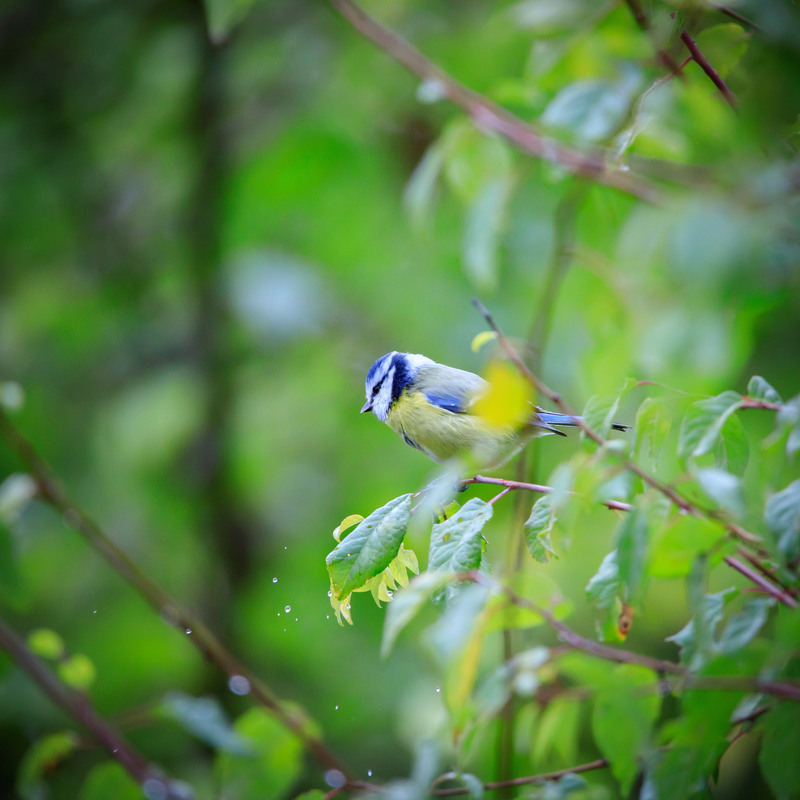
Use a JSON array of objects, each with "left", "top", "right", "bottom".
[{"left": 537, "top": 411, "right": 630, "bottom": 432}]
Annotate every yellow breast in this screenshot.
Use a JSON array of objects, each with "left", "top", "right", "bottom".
[{"left": 385, "top": 389, "right": 525, "bottom": 467}]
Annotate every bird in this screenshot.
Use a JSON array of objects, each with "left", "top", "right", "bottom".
[{"left": 361, "top": 351, "right": 628, "bottom": 469}]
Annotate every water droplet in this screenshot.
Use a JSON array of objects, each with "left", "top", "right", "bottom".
[
  {"left": 228, "top": 675, "right": 251, "bottom": 695},
  {"left": 295, "top": 618, "right": 298, "bottom": 622},
  {"left": 284, "top": 546, "right": 288, "bottom": 550},
  {"left": 272, "top": 577, "right": 278, "bottom": 583},
  {"left": 435, "top": 686, "right": 441, "bottom": 693},
  {"left": 184, "top": 628, "right": 192, "bottom": 635},
  {"left": 326, "top": 615, "right": 330, "bottom": 619},
  {"left": 386, "top": 589, "right": 393, "bottom": 598},
  {"left": 334, "top": 704, "right": 339, "bottom": 710},
  {"left": 92, "top": 610, "right": 97, "bottom": 615},
  {"left": 327, "top": 590, "right": 332, "bottom": 597},
  {"left": 143, "top": 778, "right": 168, "bottom": 800},
  {"left": 367, "top": 769, "right": 373, "bottom": 777},
  {"left": 284, "top": 605, "right": 291, "bottom": 613},
  {"left": 277, "top": 612, "right": 281, "bottom": 616},
  {"left": 324, "top": 769, "right": 346, "bottom": 788}
]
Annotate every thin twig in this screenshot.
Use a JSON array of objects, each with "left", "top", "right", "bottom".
[
  {"left": 467, "top": 572, "right": 685, "bottom": 675},
  {"left": 710, "top": 3, "right": 761, "bottom": 30},
  {"left": 463, "top": 474, "right": 633, "bottom": 513},
  {"left": 680, "top": 30, "right": 738, "bottom": 109},
  {"left": 0, "top": 408, "right": 351, "bottom": 779},
  {"left": 326, "top": 0, "right": 661, "bottom": 203},
  {"left": 431, "top": 758, "right": 610, "bottom": 797},
  {"left": 0, "top": 616, "right": 180, "bottom": 798},
  {"left": 724, "top": 555, "right": 798, "bottom": 609},
  {"left": 623, "top": 0, "right": 686, "bottom": 76}
]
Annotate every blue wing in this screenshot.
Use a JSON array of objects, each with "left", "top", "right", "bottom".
[{"left": 423, "top": 392, "right": 467, "bottom": 414}]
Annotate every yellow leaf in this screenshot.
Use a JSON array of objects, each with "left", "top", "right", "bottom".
[
  {"left": 332, "top": 514, "right": 364, "bottom": 542},
  {"left": 471, "top": 330, "right": 497, "bottom": 352},
  {"left": 473, "top": 362, "right": 533, "bottom": 429}
]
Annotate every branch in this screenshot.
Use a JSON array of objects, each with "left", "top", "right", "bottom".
[
  {"left": 680, "top": 30, "right": 738, "bottom": 109},
  {"left": 623, "top": 0, "right": 687, "bottom": 76},
  {"left": 0, "top": 408, "right": 351, "bottom": 779},
  {"left": 431, "top": 758, "right": 610, "bottom": 797},
  {"left": 326, "top": 0, "right": 661, "bottom": 203},
  {"left": 469, "top": 299, "right": 797, "bottom": 607},
  {"left": 0, "top": 615, "right": 180, "bottom": 797},
  {"left": 467, "top": 572, "right": 685, "bottom": 675},
  {"left": 463, "top": 474, "right": 634, "bottom": 513}
]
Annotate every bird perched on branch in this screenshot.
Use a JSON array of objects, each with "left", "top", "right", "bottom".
[{"left": 361, "top": 351, "right": 628, "bottom": 469}]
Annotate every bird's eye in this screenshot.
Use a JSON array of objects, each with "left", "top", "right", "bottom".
[{"left": 371, "top": 383, "right": 380, "bottom": 397}]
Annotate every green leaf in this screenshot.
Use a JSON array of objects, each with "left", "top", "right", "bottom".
[
  {"left": 764, "top": 480, "right": 800, "bottom": 564},
  {"left": 591, "top": 664, "right": 661, "bottom": 795},
  {"left": 78, "top": 763, "right": 142, "bottom": 800},
  {"left": 57, "top": 653, "right": 96, "bottom": 691},
  {"left": 17, "top": 731, "right": 80, "bottom": 799},
  {"left": 694, "top": 467, "right": 744, "bottom": 517},
  {"left": 326, "top": 494, "right": 412, "bottom": 598},
  {"left": 541, "top": 70, "right": 641, "bottom": 142},
  {"left": 463, "top": 178, "right": 511, "bottom": 290},
  {"left": 759, "top": 702, "right": 800, "bottom": 800},
  {"left": 403, "top": 142, "right": 445, "bottom": 231},
  {"left": 532, "top": 696, "right": 581, "bottom": 766},
  {"left": 524, "top": 494, "right": 557, "bottom": 563},
  {"left": 586, "top": 550, "right": 620, "bottom": 609},
  {"left": 776, "top": 395, "right": 800, "bottom": 459},
  {"left": 634, "top": 397, "right": 672, "bottom": 466},
  {"left": 202, "top": 0, "right": 255, "bottom": 44},
  {"left": 616, "top": 508, "right": 649, "bottom": 602},
  {"left": 160, "top": 692, "right": 253, "bottom": 754},
  {"left": 678, "top": 391, "right": 744, "bottom": 463},
  {"left": 747, "top": 375, "right": 782, "bottom": 404},
  {"left": 649, "top": 517, "right": 726, "bottom": 578},
  {"left": 381, "top": 571, "right": 456, "bottom": 657},
  {"left": 718, "top": 597, "right": 773, "bottom": 654},
  {"left": 428, "top": 498, "right": 491, "bottom": 573},
  {"left": 27, "top": 628, "right": 65, "bottom": 660},
  {"left": 667, "top": 587, "right": 736, "bottom": 668},
  {"left": 580, "top": 390, "right": 624, "bottom": 444},
  {"left": 438, "top": 772, "right": 484, "bottom": 800},
  {"left": 424, "top": 582, "right": 491, "bottom": 666},
  {"left": 214, "top": 707, "right": 304, "bottom": 800}
]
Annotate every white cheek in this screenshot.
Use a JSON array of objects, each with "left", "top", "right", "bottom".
[{"left": 374, "top": 370, "right": 395, "bottom": 422}]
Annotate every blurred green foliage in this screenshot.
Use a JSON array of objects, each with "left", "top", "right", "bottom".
[{"left": 1, "top": 0, "right": 800, "bottom": 798}]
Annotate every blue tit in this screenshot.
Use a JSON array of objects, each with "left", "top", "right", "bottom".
[{"left": 361, "top": 351, "right": 628, "bottom": 469}]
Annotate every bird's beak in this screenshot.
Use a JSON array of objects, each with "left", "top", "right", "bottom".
[{"left": 361, "top": 400, "right": 372, "bottom": 413}]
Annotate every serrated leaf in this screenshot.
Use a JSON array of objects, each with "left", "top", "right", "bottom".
[
  {"left": 695, "top": 468, "right": 744, "bottom": 517},
  {"left": 764, "top": 480, "right": 800, "bottom": 564},
  {"left": 747, "top": 376, "right": 782, "bottom": 404},
  {"left": 634, "top": 397, "right": 672, "bottom": 466},
  {"left": 524, "top": 494, "right": 557, "bottom": 563},
  {"left": 326, "top": 494, "right": 412, "bottom": 598},
  {"left": 678, "top": 391, "right": 743, "bottom": 462},
  {"left": 759, "top": 702, "right": 800, "bottom": 800},
  {"left": 591, "top": 664, "right": 660, "bottom": 795},
  {"left": 428, "top": 498, "right": 491, "bottom": 573},
  {"left": 18, "top": 732, "right": 80, "bottom": 798},
  {"left": 381, "top": 571, "right": 456, "bottom": 657},
  {"left": 718, "top": 597, "right": 773, "bottom": 654},
  {"left": 160, "top": 692, "right": 252, "bottom": 754}
]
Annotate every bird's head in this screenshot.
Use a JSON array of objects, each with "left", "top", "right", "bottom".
[{"left": 361, "top": 352, "right": 432, "bottom": 421}]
